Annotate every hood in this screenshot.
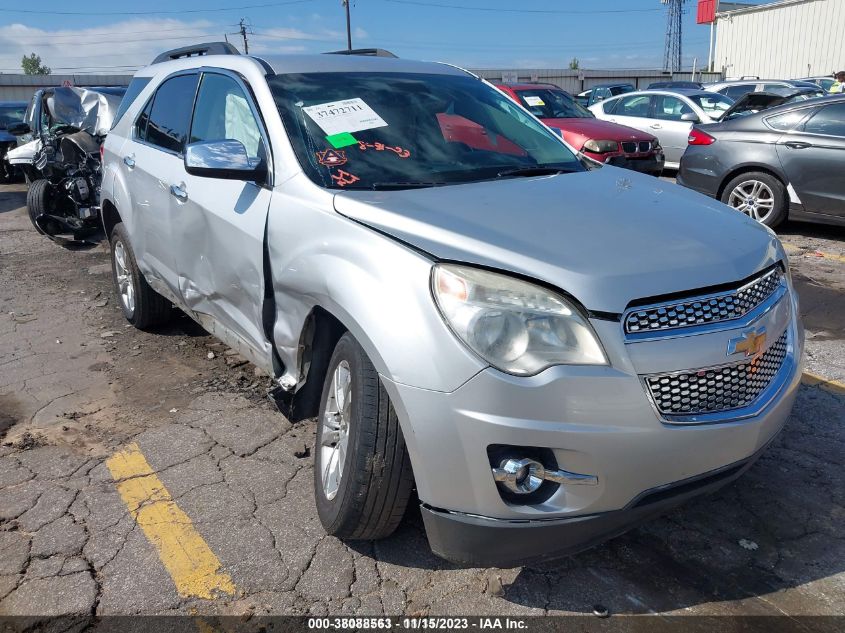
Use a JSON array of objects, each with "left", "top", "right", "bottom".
[
  {"left": 47, "top": 87, "right": 122, "bottom": 136},
  {"left": 719, "top": 91, "right": 792, "bottom": 121},
  {"left": 333, "top": 168, "right": 782, "bottom": 314},
  {"left": 542, "top": 118, "right": 653, "bottom": 145}
]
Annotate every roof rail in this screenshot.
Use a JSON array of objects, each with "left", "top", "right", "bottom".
[
  {"left": 151, "top": 42, "right": 240, "bottom": 65},
  {"left": 324, "top": 48, "right": 398, "bottom": 58}
]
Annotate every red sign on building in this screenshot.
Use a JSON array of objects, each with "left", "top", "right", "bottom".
[{"left": 697, "top": 0, "right": 717, "bottom": 24}]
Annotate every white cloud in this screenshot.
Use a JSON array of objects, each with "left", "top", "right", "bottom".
[{"left": 0, "top": 19, "right": 347, "bottom": 74}]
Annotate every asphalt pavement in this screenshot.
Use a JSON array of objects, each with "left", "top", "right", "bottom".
[{"left": 1, "top": 182, "right": 843, "bottom": 618}]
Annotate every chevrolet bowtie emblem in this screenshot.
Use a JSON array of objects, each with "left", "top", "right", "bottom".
[{"left": 728, "top": 327, "right": 767, "bottom": 358}]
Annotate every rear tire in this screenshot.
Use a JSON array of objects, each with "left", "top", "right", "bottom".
[
  {"left": 314, "top": 332, "right": 414, "bottom": 540},
  {"left": 720, "top": 171, "right": 787, "bottom": 228},
  {"left": 26, "top": 179, "right": 51, "bottom": 235},
  {"left": 109, "top": 223, "right": 171, "bottom": 329}
]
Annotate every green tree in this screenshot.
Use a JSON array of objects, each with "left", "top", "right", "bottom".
[
  {"left": 569, "top": 57, "right": 580, "bottom": 70},
  {"left": 21, "top": 53, "right": 51, "bottom": 75}
]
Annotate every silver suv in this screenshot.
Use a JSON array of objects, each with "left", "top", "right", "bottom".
[{"left": 102, "top": 43, "right": 804, "bottom": 567}]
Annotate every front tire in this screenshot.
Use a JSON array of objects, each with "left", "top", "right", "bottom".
[
  {"left": 109, "top": 223, "right": 171, "bottom": 329},
  {"left": 720, "top": 171, "right": 787, "bottom": 228},
  {"left": 26, "top": 179, "right": 51, "bottom": 235},
  {"left": 314, "top": 332, "right": 414, "bottom": 540}
]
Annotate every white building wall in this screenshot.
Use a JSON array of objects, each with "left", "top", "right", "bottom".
[{"left": 714, "top": 0, "right": 845, "bottom": 78}]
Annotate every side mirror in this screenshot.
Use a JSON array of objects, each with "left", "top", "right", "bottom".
[
  {"left": 680, "top": 112, "right": 700, "bottom": 122},
  {"left": 184, "top": 140, "right": 267, "bottom": 182},
  {"left": 7, "top": 122, "right": 31, "bottom": 136}
]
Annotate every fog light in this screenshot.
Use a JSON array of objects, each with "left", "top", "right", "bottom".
[{"left": 493, "top": 458, "right": 545, "bottom": 494}]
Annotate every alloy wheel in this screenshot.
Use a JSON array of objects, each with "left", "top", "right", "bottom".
[
  {"left": 320, "top": 360, "right": 352, "bottom": 500},
  {"left": 727, "top": 180, "right": 775, "bottom": 222},
  {"left": 113, "top": 240, "right": 135, "bottom": 316}
]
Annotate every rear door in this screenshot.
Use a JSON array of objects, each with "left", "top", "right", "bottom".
[
  {"left": 602, "top": 94, "right": 653, "bottom": 132},
  {"left": 648, "top": 94, "right": 696, "bottom": 164},
  {"left": 173, "top": 70, "right": 274, "bottom": 365},
  {"left": 122, "top": 72, "right": 199, "bottom": 297},
  {"left": 777, "top": 101, "right": 845, "bottom": 218}
]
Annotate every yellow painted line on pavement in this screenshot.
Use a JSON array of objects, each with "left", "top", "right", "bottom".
[
  {"left": 802, "top": 372, "right": 845, "bottom": 396},
  {"left": 106, "top": 443, "right": 237, "bottom": 599}
]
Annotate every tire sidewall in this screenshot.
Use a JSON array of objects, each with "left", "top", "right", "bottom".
[
  {"left": 314, "top": 335, "right": 365, "bottom": 532},
  {"left": 721, "top": 172, "right": 787, "bottom": 228},
  {"left": 27, "top": 180, "right": 49, "bottom": 235}
]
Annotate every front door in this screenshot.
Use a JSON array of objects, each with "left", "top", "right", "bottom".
[
  {"left": 648, "top": 94, "right": 695, "bottom": 165},
  {"left": 172, "top": 71, "right": 274, "bottom": 366},
  {"left": 776, "top": 102, "right": 845, "bottom": 218}
]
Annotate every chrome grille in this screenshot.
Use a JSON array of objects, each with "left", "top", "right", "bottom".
[
  {"left": 638, "top": 141, "right": 651, "bottom": 153},
  {"left": 625, "top": 268, "right": 783, "bottom": 335},
  {"left": 645, "top": 330, "right": 788, "bottom": 417}
]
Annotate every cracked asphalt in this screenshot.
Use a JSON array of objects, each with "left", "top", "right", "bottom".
[{"left": 1, "top": 182, "right": 844, "bottom": 618}]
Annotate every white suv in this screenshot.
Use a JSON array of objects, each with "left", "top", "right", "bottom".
[{"left": 101, "top": 43, "right": 803, "bottom": 567}]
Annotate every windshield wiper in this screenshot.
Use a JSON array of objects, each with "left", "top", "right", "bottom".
[
  {"left": 370, "top": 181, "right": 447, "bottom": 190},
  {"left": 495, "top": 166, "right": 575, "bottom": 178}
]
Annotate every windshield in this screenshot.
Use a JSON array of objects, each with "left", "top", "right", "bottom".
[
  {"left": 512, "top": 88, "right": 593, "bottom": 119},
  {"left": 269, "top": 72, "right": 582, "bottom": 190},
  {"left": 687, "top": 93, "right": 734, "bottom": 117},
  {"left": 0, "top": 105, "right": 26, "bottom": 129}
]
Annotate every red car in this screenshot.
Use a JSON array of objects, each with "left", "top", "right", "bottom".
[{"left": 495, "top": 82, "right": 665, "bottom": 176}]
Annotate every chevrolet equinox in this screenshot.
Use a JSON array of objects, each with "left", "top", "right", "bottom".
[{"left": 101, "top": 43, "right": 804, "bottom": 567}]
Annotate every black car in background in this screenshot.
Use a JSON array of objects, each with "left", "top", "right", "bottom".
[
  {"left": 677, "top": 94, "right": 845, "bottom": 228},
  {"left": 0, "top": 101, "right": 27, "bottom": 182}
]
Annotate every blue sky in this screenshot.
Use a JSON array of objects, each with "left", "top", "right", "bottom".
[{"left": 0, "top": 0, "right": 720, "bottom": 74}]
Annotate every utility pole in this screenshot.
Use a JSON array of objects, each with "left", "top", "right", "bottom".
[
  {"left": 661, "top": 0, "right": 685, "bottom": 73},
  {"left": 342, "top": 0, "right": 352, "bottom": 51},
  {"left": 238, "top": 18, "right": 250, "bottom": 54}
]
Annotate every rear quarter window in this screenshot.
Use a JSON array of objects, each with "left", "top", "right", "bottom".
[{"left": 765, "top": 109, "right": 812, "bottom": 131}]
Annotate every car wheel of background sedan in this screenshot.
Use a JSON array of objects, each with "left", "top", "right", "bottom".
[
  {"left": 721, "top": 171, "right": 787, "bottom": 228},
  {"left": 314, "top": 332, "right": 415, "bottom": 540},
  {"left": 109, "top": 223, "right": 172, "bottom": 329}
]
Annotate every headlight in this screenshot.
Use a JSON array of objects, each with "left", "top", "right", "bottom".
[
  {"left": 432, "top": 264, "right": 608, "bottom": 375},
  {"left": 583, "top": 139, "right": 619, "bottom": 153}
]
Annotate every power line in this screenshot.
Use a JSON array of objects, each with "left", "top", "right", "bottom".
[
  {"left": 0, "top": 34, "right": 226, "bottom": 48},
  {"left": 382, "top": 0, "right": 663, "bottom": 14},
  {"left": 0, "top": 0, "right": 313, "bottom": 16},
  {"left": 7, "top": 27, "right": 221, "bottom": 41}
]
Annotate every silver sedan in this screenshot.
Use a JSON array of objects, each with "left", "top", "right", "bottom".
[{"left": 590, "top": 89, "right": 734, "bottom": 168}]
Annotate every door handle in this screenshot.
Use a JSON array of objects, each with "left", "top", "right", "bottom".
[
  {"left": 784, "top": 141, "right": 811, "bottom": 149},
  {"left": 650, "top": 124, "right": 662, "bottom": 129},
  {"left": 170, "top": 183, "right": 188, "bottom": 201},
  {"left": 123, "top": 154, "right": 135, "bottom": 168}
]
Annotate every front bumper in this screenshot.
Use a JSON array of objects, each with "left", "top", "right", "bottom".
[
  {"left": 604, "top": 153, "right": 665, "bottom": 176},
  {"left": 421, "top": 440, "right": 769, "bottom": 567},
  {"left": 381, "top": 287, "right": 803, "bottom": 565}
]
